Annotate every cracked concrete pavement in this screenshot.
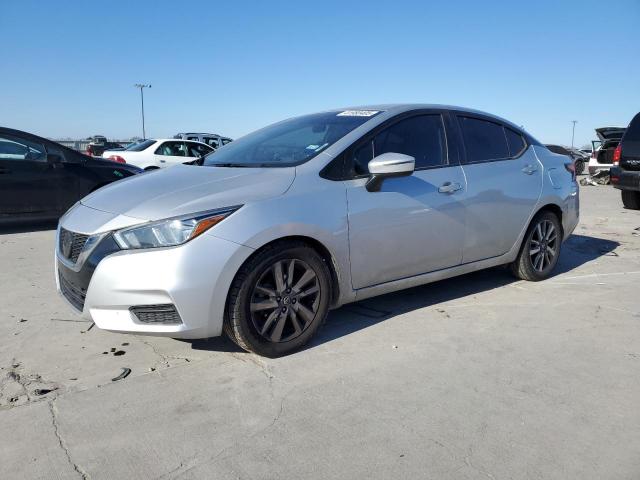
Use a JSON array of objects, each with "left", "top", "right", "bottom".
[{"left": 1, "top": 186, "right": 639, "bottom": 479}]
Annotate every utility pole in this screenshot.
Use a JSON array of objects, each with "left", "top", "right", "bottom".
[
  {"left": 571, "top": 120, "right": 577, "bottom": 148},
  {"left": 134, "top": 84, "right": 151, "bottom": 139}
]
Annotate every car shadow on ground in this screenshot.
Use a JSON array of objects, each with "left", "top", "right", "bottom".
[
  {"left": 189, "top": 233, "right": 619, "bottom": 355},
  {"left": 0, "top": 220, "right": 58, "bottom": 234}
]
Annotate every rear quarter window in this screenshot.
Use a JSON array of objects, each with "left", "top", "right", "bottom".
[
  {"left": 505, "top": 128, "right": 526, "bottom": 156},
  {"left": 459, "top": 116, "right": 510, "bottom": 162}
]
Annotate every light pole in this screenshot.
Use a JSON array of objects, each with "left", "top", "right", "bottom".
[
  {"left": 134, "top": 84, "right": 151, "bottom": 139},
  {"left": 571, "top": 120, "right": 577, "bottom": 148}
]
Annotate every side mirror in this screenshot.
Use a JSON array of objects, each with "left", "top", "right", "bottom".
[{"left": 365, "top": 152, "right": 415, "bottom": 192}]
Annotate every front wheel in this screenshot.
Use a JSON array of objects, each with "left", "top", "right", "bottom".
[
  {"left": 224, "top": 241, "right": 331, "bottom": 357},
  {"left": 621, "top": 190, "right": 640, "bottom": 210},
  {"left": 510, "top": 211, "right": 562, "bottom": 281}
]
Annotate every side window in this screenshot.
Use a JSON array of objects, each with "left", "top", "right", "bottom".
[
  {"left": 155, "top": 141, "right": 187, "bottom": 156},
  {"left": 186, "top": 136, "right": 199, "bottom": 141},
  {"left": 353, "top": 140, "right": 374, "bottom": 175},
  {"left": 0, "top": 135, "right": 46, "bottom": 161},
  {"left": 459, "top": 116, "right": 510, "bottom": 162},
  {"left": 505, "top": 128, "right": 526, "bottom": 157},
  {"left": 186, "top": 142, "right": 213, "bottom": 157},
  {"left": 351, "top": 114, "right": 447, "bottom": 175},
  {"left": 204, "top": 137, "right": 220, "bottom": 149}
]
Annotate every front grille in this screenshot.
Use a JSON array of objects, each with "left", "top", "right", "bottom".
[
  {"left": 130, "top": 304, "right": 183, "bottom": 324},
  {"left": 59, "top": 228, "right": 89, "bottom": 263},
  {"left": 58, "top": 271, "right": 86, "bottom": 311}
]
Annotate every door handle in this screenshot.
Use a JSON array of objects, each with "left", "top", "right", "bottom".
[
  {"left": 438, "top": 182, "right": 462, "bottom": 194},
  {"left": 522, "top": 164, "right": 538, "bottom": 175}
]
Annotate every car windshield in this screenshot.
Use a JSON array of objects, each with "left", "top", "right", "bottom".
[
  {"left": 126, "top": 139, "right": 156, "bottom": 151},
  {"left": 203, "top": 110, "right": 381, "bottom": 167}
]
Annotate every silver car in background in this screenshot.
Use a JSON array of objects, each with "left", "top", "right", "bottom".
[{"left": 55, "top": 105, "right": 579, "bottom": 357}]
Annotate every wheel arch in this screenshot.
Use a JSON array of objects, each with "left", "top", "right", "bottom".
[
  {"left": 533, "top": 203, "right": 564, "bottom": 238},
  {"left": 230, "top": 235, "right": 343, "bottom": 308}
]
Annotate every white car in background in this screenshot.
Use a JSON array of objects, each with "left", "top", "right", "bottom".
[{"left": 102, "top": 139, "right": 214, "bottom": 170}]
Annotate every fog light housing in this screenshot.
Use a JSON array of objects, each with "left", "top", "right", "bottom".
[{"left": 130, "top": 304, "right": 183, "bottom": 324}]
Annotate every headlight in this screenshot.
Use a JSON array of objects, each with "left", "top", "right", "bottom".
[{"left": 113, "top": 206, "right": 241, "bottom": 250}]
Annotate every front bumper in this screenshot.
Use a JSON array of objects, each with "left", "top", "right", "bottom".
[
  {"left": 610, "top": 167, "right": 640, "bottom": 191},
  {"left": 56, "top": 229, "right": 254, "bottom": 339}
]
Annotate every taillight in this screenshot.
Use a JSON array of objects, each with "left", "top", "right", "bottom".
[
  {"left": 613, "top": 144, "right": 621, "bottom": 165},
  {"left": 86, "top": 146, "right": 93, "bottom": 156},
  {"left": 109, "top": 155, "right": 126, "bottom": 164},
  {"left": 564, "top": 161, "right": 576, "bottom": 181}
]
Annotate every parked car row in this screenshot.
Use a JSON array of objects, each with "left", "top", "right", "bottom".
[
  {"left": 53, "top": 104, "right": 579, "bottom": 357},
  {"left": 0, "top": 126, "right": 234, "bottom": 223},
  {"left": 0, "top": 127, "right": 141, "bottom": 223},
  {"left": 103, "top": 139, "right": 215, "bottom": 170}
]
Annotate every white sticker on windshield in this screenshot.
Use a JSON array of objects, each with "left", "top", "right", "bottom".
[
  {"left": 337, "top": 110, "right": 380, "bottom": 117},
  {"left": 306, "top": 144, "right": 319, "bottom": 150}
]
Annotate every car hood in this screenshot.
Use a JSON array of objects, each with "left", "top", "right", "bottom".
[
  {"left": 80, "top": 164, "right": 296, "bottom": 221},
  {"left": 595, "top": 127, "right": 625, "bottom": 141}
]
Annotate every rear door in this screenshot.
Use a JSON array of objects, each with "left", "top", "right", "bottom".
[
  {"left": 455, "top": 114, "right": 543, "bottom": 263},
  {"left": 345, "top": 111, "right": 467, "bottom": 289},
  {"left": 153, "top": 141, "right": 188, "bottom": 167}
]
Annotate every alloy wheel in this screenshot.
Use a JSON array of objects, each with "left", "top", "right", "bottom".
[
  {"left": 529, "top": 219, "right": 558, "bottom": 272},
  {"left": 249, "top": 259, "right": 321, "bottom": 343}
]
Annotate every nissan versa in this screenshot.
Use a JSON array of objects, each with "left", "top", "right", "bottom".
[{"left": 55, "top": 105, "right": 579, "bottom": 356}]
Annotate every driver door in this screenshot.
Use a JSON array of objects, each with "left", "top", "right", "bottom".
[{"left": 345, "top": 112, "right": 467, "bottom": 289}]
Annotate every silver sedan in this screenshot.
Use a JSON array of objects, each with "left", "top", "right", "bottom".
[{"left": 55, "top": 105, "right": 579, "bottom": 356}]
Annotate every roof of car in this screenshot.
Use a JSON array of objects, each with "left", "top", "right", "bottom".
[{"left": 323, "top": 104, "right": 527, "bottom": 131}]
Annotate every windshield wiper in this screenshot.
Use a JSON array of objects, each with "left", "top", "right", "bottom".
[
  {"left": 208, "top": 163, "right": 274, "bottom": 168},
  {"left": 208, "top": 163, "right": 252, "bottom": 168}
]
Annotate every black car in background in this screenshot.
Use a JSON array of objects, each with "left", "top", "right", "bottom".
[
  {"left": 86, "top": 139, "right": 125, "bottom": 157},
  {"left": 545, "top": 144, "right": 587, "bottom": 174},
  {"left": 611, "top": 112, "right": 640, "bottom": 209},
  {"left": 0, "top": 127, "right": 142, "bottom": 224}
]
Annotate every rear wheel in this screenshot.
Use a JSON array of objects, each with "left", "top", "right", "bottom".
[
  {"left": 575, "top": 159, "right": 585, "bottom": 175},
  {"left": 224, "top": 241, "right": 331, "bottom": 357},
  {"left": 510, "top": 211, "right": 562, "bottom": 281},
  {"left": 621, "top": 190, "right": 640, "bottom": 210}
]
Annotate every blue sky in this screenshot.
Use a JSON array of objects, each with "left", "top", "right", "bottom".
[{"left": 1, "top": 0, "right": 638, "bottom": 147}]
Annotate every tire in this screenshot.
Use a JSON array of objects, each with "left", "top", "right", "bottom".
[
  {"left": 575, "top": 159, "right": 585, "bottom": 175},
  {"left": 510, "top": 211, "right": 562, "bottom": 281},
  {"left": 224, "top": 240, "right": 332, "bottom": 357},
  {"left": 621, "top": 190, "right": 640, "bottom": 210}
]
